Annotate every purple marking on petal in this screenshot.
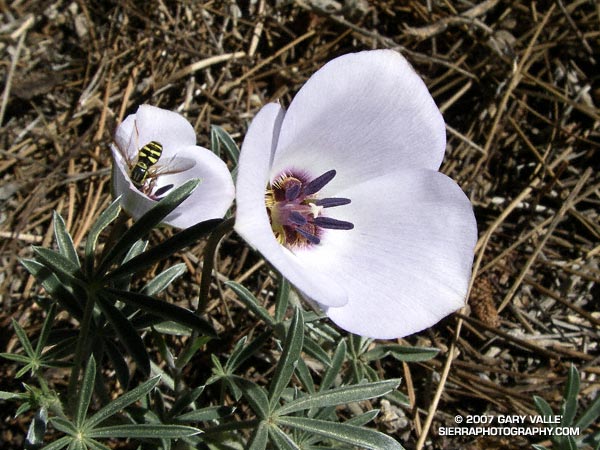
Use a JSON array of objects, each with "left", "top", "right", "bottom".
[
  {"left": 315, "top": 197, "right": 351, "bottom": 208},
  {"left": 289, "top": 211, "right": 307, "bottom": 226},
  {"left": 154, "top": 184, "right": 174, "bottom": 197},
  {"left": 314, "top": 216, "right": 354, "bottom": 230},
  {"left": 303, "top": 170, "right": 337, "bottom": 195},
  {"left": 297, "top": 228, "right": 321, "bottom": 245},
  {"left": 285, "top": 182, "right": 301, "bottom": 201}
]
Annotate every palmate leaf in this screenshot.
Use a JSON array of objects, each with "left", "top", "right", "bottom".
[
  {"left": 234, "top": 377, "right": 270, "bottom": 420},
  {"left": 276, "top": 379, "right": 401, "bottom": 416},
  {"left": 53, "top": 211, "right": 79, "bottom": 267},
  {"left": 269, "top": 307, "right": 304, "bottom": 405},
  {"left": 97, "top": 179, "right": 201, "bottom": 275},
  {"left": 275, "top": 416, "right": 405, "bottom": 450},
  {"left": 32, "top": 247, "right": 82, "bottom": 286},
  {"left": 104, "top": 288, "right": 216, "bottom": 337},
  {"left": 76, "top": 356, "right": 96, "bottom": 428}
]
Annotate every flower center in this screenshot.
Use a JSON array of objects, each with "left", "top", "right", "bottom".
[{"left": 265, "top": 169, "right": 353, "bottom": 248}]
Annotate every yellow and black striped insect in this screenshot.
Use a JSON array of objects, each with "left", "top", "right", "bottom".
[
  {"left": 115, "top": 123, "right": 195, "bottom": 198},
  {"left": 130, "top": 141, "right": 163, "bottom": 189}
]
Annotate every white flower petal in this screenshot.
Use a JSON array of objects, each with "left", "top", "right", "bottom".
[
  {"left": 235, "top": 103, "right": 348, "bottom": 307},
  {"left": 271, "top": 50, "right": 446, "bottom": 192},
  {"left": 115, "top": 105, "right": 197, "bottom": 161},
  {"left": 160, "top": 146, "right": 235, "bottom": 228},
  {"left": 292, "top": 169, "right": 477, "bottom": 339}
]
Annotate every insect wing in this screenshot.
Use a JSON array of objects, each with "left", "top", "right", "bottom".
[{"left": 148, "top": 156, "right": 195, "bottom": 178}]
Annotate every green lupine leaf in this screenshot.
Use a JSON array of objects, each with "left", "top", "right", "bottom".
[
  {"left": 268, "top": 424, "right": 301, "bottom": 449},
  {"left": 226, "top": 281, "right": 274, "bottom": 326},
  {"left": 534, "top": 395, "right": 555, "bottom": 417},
  {"left": 98, "top": 179, "right": 201, "bottom": 275},
  {"left": 362, "top": 344, "right": 439, "bottom": 362},
  {"left": 53, "top": 211, "right": 79, "bottom": 266},
  {"left": 84, "top": 440, "right": 111, "bottom": 450},
  {"left": 247, "top": 421, "right": 268, "bottom": 450},
  {"left": 211, "top": 125, "right": 240, "bottom": 164},
  {"left": 1, "top": 353, "right": 32, "bottom": 364},
  {"left": 103, "top": 218, "right": 221, "bottom": 281},
  {"left": 276, "top": 416, "right": 405, "bottom": 450},
  {"left": 175, "top": 336, "right": 212, "bottom": 370},
  {"left": 85, "top": 197, "right": 122, "bottom": 274},
  {"left": 76, "top": 356, "right": 96, "bottom": 427},
  {"left": 0, "top": 390, "right": 28, "bottom": 400},
  {"left": 84, "top": 376, "right": 160, "bottom": 429},
  {"left": 177, "top": 405, "right": 236, "bottom": 422},
  {"left": 151, "top": 361, "right": 175, "bottom": 391},
  {"left": 105, "top": 288, "right": 216, "bottom": 337},
  {"left": 225, "top": 331, "right": 271, "bottom": 373},
  {"left": 87, "top": 424, "right": 201, "bottom": 439},
  {"left": 277, "top": 379, "right": 400, "bottom": 416},
  {"left": 345, "top": 409, "right": 380, "bottom": 426},
  {"left": 12, "top": 319, "right": 35, "bottom": 358},
  {"left": 50, "top": 417, "right": 77, "bottom": 435},
  {"left": 234, "top": 377, "right": 270, "bottom": 420},
  {"left": 321, "top": 340, "right": 346, "bottom": 392},
  {"left": 104, "top": 338, "right": 130, "bottom": 389},
  {"left": 121, "top": 239, "right": 148, "bottom": 263},
  {"left": 67, "top": 439, "right": 84, "bottom": 450},
  {"left": 40, "top": 436, "right": 71, "bottom": 450},
  {"left": 152, "top": 321, "right": 193, "bottom": 336},
  {"left": 32, "top": 247, "right": 81, "bottom": 284},
  {"left": 169, "top": 386, "right": 205, "bottom": 419},
  {"left": 34, "top": 302, "right": 57, "bottom": 356},
  {"left": 211, "top": 125, "right": 222, "bottom": 158},
  {"left": 143, "top": 263, "right": 187, "bottom": 296},
  {"left": 20, "top": 259, "right": 83, "bottom": 318},
  {"left": 302, "top": 337, "right": 331, "bottom": 367},
  {"left": 575, "top": 394, "right": 600, "bottom": 430},
  {"left": 274, "top": 278, "right": 290, "bottom": 323},
  {"left": 562, "top": 365, "right": 579, "bottom": 426},
  {"left": 269, "top": 308, "right": 304, "bottom": 404},
  {"left": 295, "top": 358, "right": 315, "bottom": 394},
  {"left": 97, "top": 295, "right": 150, "bottom": 376}
]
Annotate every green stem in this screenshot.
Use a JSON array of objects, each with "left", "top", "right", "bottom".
[
  {"left": 197, "top": 217, "right": 235, "bottom": 315},
  {"left": 67, "top": 283, "right": 98, "bottom": 413}
]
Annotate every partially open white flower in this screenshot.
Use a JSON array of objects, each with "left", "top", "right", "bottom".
[
  {"left": 111, "top": 105, "right": 235, "bottom": 228},
  {"left": 235, "top": 50, "right": 477, "bottom": 339}
]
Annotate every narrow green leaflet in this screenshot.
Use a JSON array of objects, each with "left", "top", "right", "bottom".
[
  {"left": 97, "top": 295, "right": 150, "bottom": 376},
  {"left": 143, "top": 263, "right": 187, "bottom": 296},
  {"left": 320, "top": 340, "right": 346, "bottom": 392},
  {"left": 362, "top": 344, "right": 439, "bottom": 362},
  {"left": 277, "top": 379, "right": 400, "bottom": 416},
  {"left": 276, "top": 416, "right": 405, "bottom": 450},
  {"left": 575, "top": 395, "right": 600, "bottom": 430},
  {"left": 177, "top": 405, "right": 236, "bottom": 422},
  {"left": 97, "top": 179, "right": 201, "bottom": 275},
  {"left": 50, "top": 417, "right": 78, "bottom": 435},
  {"left": 76, "top": 356, "right": 96, "bottom": 428},
  {"left": 103, "top": 218, "right": 221, "bottom": 281},
  {"left": 84, "top": 440, "right": 111, "bottom": 450},
  {"left": 34, "top": 302, "right": 57, "bottom": 356},
  {"left": 32, "top": 247, "right": 82, "bottom": 284},
  {"left": 234, "top": 377, "right": 270, "bottom": 420},
  {"left": 105, "top": 288, "right": 216, "bottom": 337},
  {"left": 87, "top": 424, "right": 201, "bottom": 439},
  {"left": 274, "top": 278, "right": 290, "bottom": 323},
  {"left": 268, "top": 424, "right": 302, "bottom": 449},
  {"left": 53, "top": 211, "right": 79, "bottom": 266},
  {"left": 211, "top": 125, "right": 240, "bottom": 164},
  {"left": 11, "top": 319, "right": 35, "bottom": 358},
  {"left": 225, "top": 332, "right": 271, "bottom": 373},
  {"left": 344, "top": 409, "right": 380, "bottom": 426},
  {"left": 84, "top": 376, "right": 161, "bottom": 429},
  {"left": 269, "top": 308, "right": 304, "bottom": 405},
  {"left": 104, "top": 338, "right": 130, "bottom": 389},
  {"left": 247, "top": 421, "right": 269, "bottom": 450},
  {"left": 534, "top": 395, "right": 555, "bottom": 418},
  {"left": 20, "top": 259, "right": 83, "bottom": 318},
  {"left": 40, "top": 436, "right": 71, "bottom": 450},
  {"left": 84, "top": 197, "right": 121, "bottom": 274},
  {"left": 226, "top": 281, "right": 274, "bottom": 326},
  {"left": 562, "top": 365, "right": 579, "bottom": 426}
]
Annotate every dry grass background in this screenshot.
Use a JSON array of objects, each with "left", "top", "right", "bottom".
[{"left": 0, "top": 0, "right": 598, "bottom": 448}]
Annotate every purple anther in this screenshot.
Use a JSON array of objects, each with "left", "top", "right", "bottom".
[
  {"left": 303, "top": 170, "right": 337, "bottom": 195},
  {"left": 285, "top": 182, "right": 302, "bottom": 201},
  {"left": 297, "top": 228, "right": 321, "bottom": 245},
  {"left": 289, "top": 211, "right": 307, "bottom": 226},
  {"left": 315, "top": 197, "right": 351, "bottom": 208},
  {"left": 314, "top": 216, "right": 354, "bottom": 230}
]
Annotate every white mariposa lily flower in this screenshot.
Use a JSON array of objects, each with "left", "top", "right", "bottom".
[
  {"left": 111, "top": 105, "right": 235, "bottom": 229},
  {"left": 235, "top": 50, "right": 477, "bottom": 339}
]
